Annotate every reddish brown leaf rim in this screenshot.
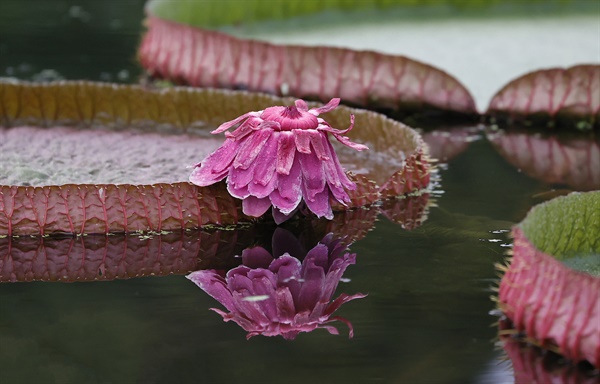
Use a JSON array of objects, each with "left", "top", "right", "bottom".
[
  {"left": 0, "top": 80, "right": 431, "bottom": 237},
  {"left": 487, "top": 65, "right": 600, "bottom": 129},
  {"left": 138, "top": 16, "right": 477, "bottom": 116},
  {"left": 498, "top": 227, "right": 600, "bottom": 367},
  {"left": 487, "top": 129, "right": 600, "bottom": 191},
  {"left": 0, "top": 195, "right": 431, "bottom": 283}
]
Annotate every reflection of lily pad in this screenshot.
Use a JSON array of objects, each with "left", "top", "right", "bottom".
[
  {"left": 500, "top": 321, "right": 599, "bottom": 383},
  {"left": 0, "top": 81, "right": 430, "bottom": 236},
  {"left": 487, "top": 129, "right": 600, "bottom": 191},
  {"left": 0, "top": 229, "right": 252, "bottom": 283},
  {"left": 139, "top": 16, "right": 476, "bottom": 117},
  {"left": 498, "top": 191, "right": 600, "bottom": 367},
  {"left": 487, "top": 65, "right": 600, "bottom": 130},
  {"left": 421, "top": 126, "right": 480, "bottom": 163}
]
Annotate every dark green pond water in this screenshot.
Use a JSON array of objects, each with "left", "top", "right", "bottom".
[{"left": 1, "top": 2, "right": 597, "bottom": 383}]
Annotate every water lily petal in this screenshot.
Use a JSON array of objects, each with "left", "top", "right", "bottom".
[
  {"left": 303, "top": 188, "right": 333, "bottom": 219},
  {"left": 247, "top": 175, "right": 278, "bottom": 199},
  {"left": 189, "top": 138, "right": 238, "bottom": 186},
  {"left": 276, "top": 131, "right": 296, "bottom": 175},
  {"left": 227, "top": 181, "right": 250, "bottom": 199},
  {"left": 319, "top": 324, "right": 341, "bottom": 336},
  {"left": 187, "top": 270, "right": 236, "bottom": 313},
  {"left": 271, "top": 227, "right": 307, "bottom": 261},
  {"left": 319, "top": 115, "right": 368, "bottom": 151},
  {"left": 309, "top": 98, "right": 340, "bottom": 115},
  {"left": 271, "top": 206, "right": 295, "bottom": 225},
  {"left": 317, "top": 137, "right": 338, "bottom": 186},
  {"left": 296, "top": 261, "right": 327, "bottom": 313},
  {"left": 275, "top": 286, "right": 298, "bottom": 322},
  {"left": 241, "top": 246, "right": 274, "bottom": 269},
  {"left": 224, "top": 116, "right": 264, "bottom": 140},
  {"left": 233, "top": 127, "right": 273, "bottom": 169},
  {"left": 309, "top": 130, "right": 330, "bottom": 160},
  {"left": 270, "top": 161, "right": 303, "bottom": 214},
  {"left": 326, "top": 293, "right": 368, "bottom": 318},
  {"left": 246, "top": 269, "right": 278, "bottom": 319},
  {"left": 212, "top": 111, "right": 261, "bottom": 134},
  {"left": 293, "top": 130, "right": 312, "bottom": 154},
  {"left": 324, "top": 139, "right": 357, "bottom": 191},
  {"left": 242, "top": 195, "right": 272, "bottom": 217},
  {"left": 228, "top": 161, "right": 258, "bottom": 191},
  {"left": 303, "top": 244, "right": 330, "bottom": 273},
  {"left": 251, "top": 132, "right": 278, "bottom": 186},
  {"left": 298, "top": 152, "right": 326, "bottom": 201},
  {"left": 231, "top": 290, "right": 271, "bottom": 324},
  {"left": 295, "top": 99, "right": 309, "bottom": 112},
  {"left": 269, "top": 190, "right": 302, "bottom": 215},
  {"left": 269, "top": 254, "right": 302, "bottom": 297},
  {"left": 325, "top": 315, "right": 359, "bottom": 338},
  {"left": 260, "top": 105, "right": 319, "bottom": 130},
  {"left": 226, "top": 267, "right": 253, "bottom": 291}
]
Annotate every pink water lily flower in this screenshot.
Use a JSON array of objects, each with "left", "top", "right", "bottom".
[{"left": 189, "top": 98, "right": 367, "bottom": 222}]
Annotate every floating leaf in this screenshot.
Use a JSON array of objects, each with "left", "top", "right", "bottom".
[
  {"left": 487, "top": 65, "right": 600, "bottom": 129},
  {"left": 0, "top": 80, "right": 431, "bottom": 236},
  {"left": 488, "top": 129, "right": 600, "bottom": 191},
  {"left": 498, "top": 191, "right": 600, "bottom": 367},
  {"left": 138, "top": 16, "right": 477, "bottom": 117}
]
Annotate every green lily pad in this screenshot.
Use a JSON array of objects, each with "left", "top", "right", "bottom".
[
  {"left": 519, "top": 191, "right": 600, "bottom": 275},
  {"left": 498, "top": 191, "right": 600, "bottom": 367}
]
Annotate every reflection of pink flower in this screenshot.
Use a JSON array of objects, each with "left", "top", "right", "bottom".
[
  {"left": 189, "top": 98, "right": 367, "bottom": 222},
  {"left": 186, "top": 235, "right": 366, "bottom": 340}
]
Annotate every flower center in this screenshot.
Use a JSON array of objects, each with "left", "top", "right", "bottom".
[{"left": 261, "top": 105, "right": 319, "bottom": 130}]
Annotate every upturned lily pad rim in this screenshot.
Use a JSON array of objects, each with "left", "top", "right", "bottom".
[
  {"left": 140, "top": 7, "right": 600, "bottom": 129},
  {"left": 0, "top": 80, "right": 431, "bottom": 237},
  {"left": 497, "top": 191, "right": 600, "bottom": 366}
]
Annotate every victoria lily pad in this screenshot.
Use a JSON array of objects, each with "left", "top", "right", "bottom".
[
  {"left": 138, "top": 14, "right": 477, "bottom": 118},
  {"left": 487, "top": 65, "right": 600, "bottom": 130},
  {"left": 498, "top": 191, "right": 600, "bottom": 367},
  {"left": 0, "top": 80, "right": 431, "bottom": 236}
]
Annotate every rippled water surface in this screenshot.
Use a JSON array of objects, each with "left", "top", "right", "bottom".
[{"left": 1, "top": 2, "right": 598, "bottom": 383}]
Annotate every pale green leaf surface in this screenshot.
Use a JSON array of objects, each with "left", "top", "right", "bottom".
[{"left": 520, "top": 191, "right": 600, "bottom": 276}]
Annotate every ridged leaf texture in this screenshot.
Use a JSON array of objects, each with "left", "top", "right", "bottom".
[
  {"left": 138, "top": 16, "right": 477, "bottom": 115},
  {"left": 0, "top": 81, "right": 431, "bottom": 236}
]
